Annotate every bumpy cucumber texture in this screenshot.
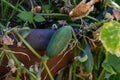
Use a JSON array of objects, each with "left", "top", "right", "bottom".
[{"left": 46, "top": 26, "right": 72, "bottom": 58}]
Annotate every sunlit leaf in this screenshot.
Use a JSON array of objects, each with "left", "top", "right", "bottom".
[
  {"left": 17, "top": 11, "right": 33, "bottom": 23},
  {"left": 99, "top": 20, "right": 120, "bottom": 57}
]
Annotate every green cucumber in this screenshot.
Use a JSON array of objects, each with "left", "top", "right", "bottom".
[
  {"left": 79, "top": 44, "right": 94, "bottom": 73},
  {"left": 46, "top": 26, "right": 72, "bottom": 58}
]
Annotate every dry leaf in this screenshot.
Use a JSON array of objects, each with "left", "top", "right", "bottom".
[
  {"left": 37, "top": 77, "right": 41, "bottom": 80},
  {"left": 69, "top": 0, "right": 99, "bottom": 20},
  {"left": 2, "top": 35, "right": 14, "bottom": 45},
  {"left": 29, "top": 63, "right": 39, "bottom": 74},
  {"left": 4, "top": 73, "right": 16, "bottom": 80},
  {"left": 79, "top": 68, "right": 93, "bottom": 80},
  {"left": 17, "top": 41, "right": 23, "bottom": 47},
  {"left": 93, "top": 27, "right": 101, "bottom": 42},
  {"left": 10, "top": 66, "right": 17, "bottom": 73},
  {"left": 113, "top": 8, "right": 120, "bottom": 21},
  {"left": 57, "top": 20, "right": 67, "bottom": 26}
]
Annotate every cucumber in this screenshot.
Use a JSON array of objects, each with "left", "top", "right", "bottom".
[
  {"left": 46, "top": 26, "right": 72, "bottom": 58},
  {"left": 79, "top": 44, "right": 94, "bottom": 73}
]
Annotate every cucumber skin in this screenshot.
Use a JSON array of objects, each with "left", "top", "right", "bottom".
[
  {"left": 46, "top": 26, "right": 72, "bottom": 58},
  {"left": 80, "top": 44, "right": 94, "bottom": 73}
]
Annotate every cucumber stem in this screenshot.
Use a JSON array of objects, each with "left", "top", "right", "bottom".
[
  {"left": 42, "top": 59, "right": 54, "bottom": 80},
  {"left": 35, "top": 13, "right": 68, "bottom": 17},
  {"left": 69, "top": 64, "right": 73, "bottom": 80},
  {"left": 73, "top": 47, "right": 77, "bottom": 80},
  {"left": 88, "top": 20, "right": 109, "bottom": 30},
  {"left": 97, "top": 69, "right": 105, "bottom": 80},
  {"left": 86, "top": 16, "right": 99, "bottom": 22},
  {"left": 32, "top": 21, "right": 37, "bottom": 29},
  {"left": 16, "top": 68, "right": 21, "bottom": 80}
]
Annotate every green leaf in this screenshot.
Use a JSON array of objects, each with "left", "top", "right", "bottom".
[
  {"left": 17, "top": 11, "right": 33, "bottom": 23},
  {"left": 34, "top": 14, "right": 45, "bottom": 22},
  {"left": 102, "top": 52, "right": 120, "bottom": 74},
  {"left": 42, "top": 4, "right": 51, "bottom": 11},
  {"left": 115, "top": 0, "right": 120, "bottom": 6},
  {"left": 99, "top": 20, "right": 120, "bottom": 57},
  {"left": 109, "top": 73, "right": 120, "bottom": 80},
  {"left": 107, "top": 0, "right": 120, "bottom": 9}
]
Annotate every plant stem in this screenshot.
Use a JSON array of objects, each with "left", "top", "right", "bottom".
[
  {"left": 76, "top": 74, "right": 85, "bottom": 80},
  {"left": 14, "top": 31, "right": 54, "bottom": 80},
  {"left": 97, "top": 69, "right": 105, "bottom": 80},
  {"left": 1, "top": 0, "right": 68, "bottom": 18},
  {"left": 42, "top": 56, "right": 54, "bottom": 80},
  {"left": 14, "top": 31, "right": 41, "bottom": 59},
  {"left": 35, "top": 13, "right": 68, "bottom": 17},
  {"left": 73, "top": 47, "right": 77, "bottom": 80},
  {"left": 88, "top": 20, "right": 109, "bottom": 30},
  {"left": 2, "top": 2, "right": 9, "bottom": 19},
  {"left": 69, "top": 64, "right": 73, "bottom": 80},
  {"left": 9, "top": 51, "right": 37, "bottom": 79},
  {"left": 1, "top": 0, "right": 22, "bottom": 12},
  {"left": 16, "top": 68, "right": 21, "bottom": 80},
  {"left": 8, "top": 0, "right": 20, "bottom": 20},
  {"left": 0, "top": 51, "right": 5, "bottom": 65},
  {"left": 86, "top": 16, "right": 99, "bottom": 22},
  {"left": 1, "top": 1, "right": 3, "bottom": 18},
  {"left": 48, "top": 0, "right": 51, "bottom": 5},
  {"left": 69, "top": 23, "right": 83, "bottom": 28},
  {"left": 32, "top": 21, "right": 37, "bottom": 29},
  {"left": 0, "top": 23, "right": 5, "bottom": 28}
]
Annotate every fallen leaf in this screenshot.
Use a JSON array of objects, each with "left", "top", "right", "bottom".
[
  {"left": 2, "top": 35, "right": 14, "bottom": 45},
  {"left": 57, "top": 20, "right": 67, "bottom": 26},
  {"left": 17, "top": 41, "right": 23, "bottom": 47},
  {"left": 4, "top": 73, "right": 16, "bottom": 80},
  {"left": 113, "top": 8, "right": 120, "bottom": 21},
  {"left": 69, "top": 0, "right": 99, "bottom": 20}
]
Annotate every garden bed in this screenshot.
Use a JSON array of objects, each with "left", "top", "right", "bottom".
[{"left": 0, "top": 0, "right": 120, "bottom": 80}]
